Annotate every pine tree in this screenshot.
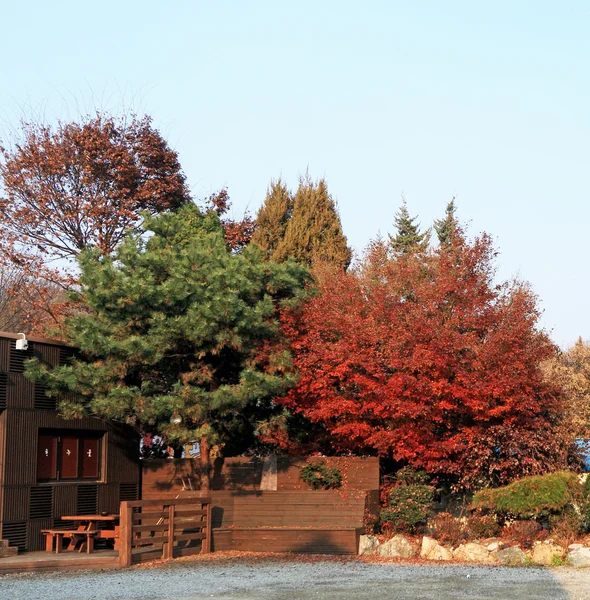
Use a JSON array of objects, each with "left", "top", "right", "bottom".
[
  {"left": 27, "top": 204, "right": 309, "bottom": 487},
  {"left": 250, "top": 178, "right": 293, "bottom": 260},
  {"left": 274, "top": 175, "right": 351, "bottom": 269},
  {"left": 434, "top": 198, "right": 459, "bottom": 247},
  {"left": 389, "top": 199, "right": 430, "bottom": 254}
]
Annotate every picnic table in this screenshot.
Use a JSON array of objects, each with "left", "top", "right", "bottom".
[{"left": 43, "top": 514, "right": 120, "bottom": 553}]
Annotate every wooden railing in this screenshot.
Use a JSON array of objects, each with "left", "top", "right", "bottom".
[{"left": 119, "top": 497, "right": 211, "bottom": 567}]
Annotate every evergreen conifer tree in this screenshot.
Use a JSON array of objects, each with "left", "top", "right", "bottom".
[
  {"left": 274, "top": 175, "right": 351, "bottom": 269},
  {"left": 250, "top": 178, "right": 293, "bottom": 260},
  {"left": 434, "top": 198, "right": 459, "bottom": 247},
  {"left": 27, "top": 204, "right": 309, "bottom": 487},
  {"left": 389, "top": 199, "right": 430, "bottom": 254}
]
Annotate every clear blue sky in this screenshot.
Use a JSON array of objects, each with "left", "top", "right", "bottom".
[{"left": 1, "top": 1, "right": 588, "bottom": 348}]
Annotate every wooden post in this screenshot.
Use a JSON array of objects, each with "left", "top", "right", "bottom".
[
  {"left": 203, "top": 500, "right": 211, "bottom": 554},
  {"left": 119, "top": 501, "right": 133, "bottom": 568},
  {"left": 164, "top": 504, "right": 175, "bottom": 560}
]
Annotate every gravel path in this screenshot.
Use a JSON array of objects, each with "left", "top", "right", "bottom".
[{"left": 1, "top": 559, "right": 590, "bottom": 600}]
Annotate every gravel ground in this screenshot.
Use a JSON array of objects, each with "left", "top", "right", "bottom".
[{"left": 1, "top": 558, "right": 590, "bottom": 600}]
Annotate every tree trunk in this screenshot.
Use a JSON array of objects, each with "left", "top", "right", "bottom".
[{"left": 200, "top": 437, "right": 211, "bottom": 491}]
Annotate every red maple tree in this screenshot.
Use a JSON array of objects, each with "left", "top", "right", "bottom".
[{"left": 281, "top": 232, "right": 569, "bottom": 490}]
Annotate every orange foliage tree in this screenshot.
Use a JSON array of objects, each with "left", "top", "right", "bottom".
[
  {"left": 0, "top": 113, "right": 190, "bottom": 331},
  {"left": 281, "top": 231, "right": 570, "bottom": 490}
]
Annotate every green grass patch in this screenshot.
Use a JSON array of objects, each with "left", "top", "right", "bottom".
[{"left": 472, "top": 471, "right": 581, "bottom": 519}]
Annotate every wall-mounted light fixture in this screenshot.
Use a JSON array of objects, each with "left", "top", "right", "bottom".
[{"left": 15, "top": 333, "right": 28, "bottom": 351}]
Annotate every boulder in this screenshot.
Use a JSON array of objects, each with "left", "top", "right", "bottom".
[
  {"left": 566, "top": 548, "right": 590, "bottom": 568},
  {"left": 377, "top": 535, "right": 419, "bottom": 559},
  {"left": 487, "top": 541, "right": 499, "bottom": 552},
  {"left": 568, "top": 543, "right": 584, "bottom": 551},
  {"left": 495, "top": 546, "right": 527, "bottom": 566},
  {"left": 453, "top": 542, "right": 496, "bottom": 563},
  {"left": 420, "top": 536, "right": 452, "bottom": 561},
  {"left": 358, "top": 535, "right": 380, "bottom": 556},
  {"left": 532, "top": 543, "right": 565, "bottom": 566}
]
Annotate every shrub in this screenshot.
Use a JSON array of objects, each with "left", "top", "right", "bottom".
[
  {"left": 581, "top": 475, "right": 590, "bottom": 531},
  {"left": 472, "top": 471, "right": 582, "bottom": 520},
  {"left": 549, "top": 512, "right": 583, "bottom": 548},
  {"left": 395, "top": 466, "right": 431, "bottom": 486},
  {"left": 430, "top": 512, "right": 466, "bottom": 546},
  {"left": 503, "top": 520, "right": 545, "bottom": 549},
  {"left": 300, "top": 460, "right": 342, "bottom": 490},
  {"left": 551, "top": 554, "right": 564, "bottom": 566},
  {"left": 380, "top": 468, "right": 434, "bottom": 534},
  {"left": 466, "top": 514, "right": 500, "bottom": 540}
]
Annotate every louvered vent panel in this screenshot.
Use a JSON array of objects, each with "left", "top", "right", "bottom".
[
  {"left": 34, "top": 382, "right": 57, "bottom": 410},
  {"left": 119, "top": 483, "right": 139, "bottom": 502},
  {"left": 77, "top": 485, "right": 98, "bottom": 514},
  {"left": 53, "top": 518, "right": 76, "bottom": 530},
  {"left": 30, "top": 487, "right": 53, "bottom": 519},
  {"left": 2, "top": 521, "right": 27, "bottom": 551},
  {"left": 0, "top": 372, "right": 7, "bottom": 410},
  {"left": 59, "top": 347, "right": 77, "bottom": 366},
  {"left": 9, "top": 340, "right": 35, "bottom": 373}
]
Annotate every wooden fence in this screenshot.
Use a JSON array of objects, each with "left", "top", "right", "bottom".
[
  {"left": 118, "top": 497, "right": 211, "bottom": 567},
  {"left": 180, "top": 490, "right": 374, "bottom": 554},
  {"left": 142, "top": 456, "right": 379, "bottom": 497}
]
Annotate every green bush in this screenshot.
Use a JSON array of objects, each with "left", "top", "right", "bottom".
[
  {"left": 380, "top": 468, "right": 434, "bottom": 533},
  {"left": 581, "top": 475, "right": 590, "bottom": 531},
  {"left": 472, "top": 471, "right": 582, "bottom": 520},
  {"left": 300, "top": 460, "right": 342, "bottom": 490}
]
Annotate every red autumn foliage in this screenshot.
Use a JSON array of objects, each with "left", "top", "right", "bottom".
[
  {"left": 0, "top": 113, "right": 190, "bottom": 332},
  {"left": 281, "top": 232, "right": 569, "bottom": 490}
]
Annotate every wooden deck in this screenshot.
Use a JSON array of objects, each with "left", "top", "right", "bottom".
[
  {"left": 0, "top": 550, "right": 119, "bottom": 575},
  {"left": 0, "top": 547, "right": 189, "bottom": 575}
]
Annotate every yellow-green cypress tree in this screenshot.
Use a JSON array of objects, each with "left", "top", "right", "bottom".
[
  {"left": 251, "top": 178, "right": 293, "bottom": 260},
  {"left": 274, "top": 175, "right": 351, "bottom": 269}
]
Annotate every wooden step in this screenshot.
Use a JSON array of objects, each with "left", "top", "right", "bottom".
[
  {"left": 0, "top": 539, "right": 18, "bottom": 558},
  {"left": 212, "top": 527, "right": 360, "bottom": 555}
]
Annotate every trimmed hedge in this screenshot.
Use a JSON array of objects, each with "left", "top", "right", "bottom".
[{"left": 472, "top": 471, "right": 581, "bottom": 519}]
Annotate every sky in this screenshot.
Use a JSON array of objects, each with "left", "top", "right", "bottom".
[{"left": 1, "top": 1, "right": 588, "bottom": 348}]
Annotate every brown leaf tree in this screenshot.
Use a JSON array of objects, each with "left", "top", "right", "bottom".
[
  {"left": 206, "top": 188, "right": 256, "bottom": 253},
  {"left": 0, "top": 113, "right": 190, "bottom": 331}
]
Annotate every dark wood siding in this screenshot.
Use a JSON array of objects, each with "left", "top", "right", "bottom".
[
  {"left": 27, "top": 519, "right": 52, "bottom": 551},
  {"left": 0, "top": 339, "right": 10, "bottom": 372},
  {"left": 53, "top": 484, "right": 78, "bottom": 517},
  {"left": 0, "top": 411, "right": 6, "bottom": 485},
  {"left": 0, "top": 333, "right": 141, "bottom": 551},
  {"left": 3, "top": 486, "right": 29, "bottom": 521},
  {"left": 98, "top": 483, "right": 121, "bottom": 514}
]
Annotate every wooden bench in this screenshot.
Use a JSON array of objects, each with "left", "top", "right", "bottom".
[{"left": 42, "top": 529, "right": 98, "bottom": 554}]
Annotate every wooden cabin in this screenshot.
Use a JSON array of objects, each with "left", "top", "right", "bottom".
[{"left": 0, "top": 332, "right": 141, "bottom": 552}]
